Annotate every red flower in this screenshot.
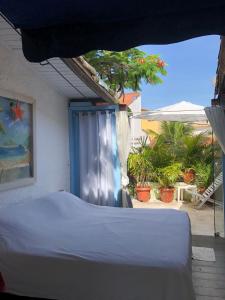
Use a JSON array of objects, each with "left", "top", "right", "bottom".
[
  {"left": 138, "top": 58, "right": 145, "bottom": 64},
  {"left": 157, "top": 59, "right": 165, "bottom": 68},
  {"left": 12, "top": 103, "right": 24, "bottom": 121}
]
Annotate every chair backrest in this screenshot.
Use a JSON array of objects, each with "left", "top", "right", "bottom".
[{"left": 202, "top": 172, "right": 223, "bottom": 198}]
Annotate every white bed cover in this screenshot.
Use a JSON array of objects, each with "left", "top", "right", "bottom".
[{"left": 0, "top": 192, "right": 195, "bottom": 300}]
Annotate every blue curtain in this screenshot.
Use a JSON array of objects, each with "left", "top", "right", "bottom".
[{"left": 69, "top": 106, "right": 121, "bottom": 207}]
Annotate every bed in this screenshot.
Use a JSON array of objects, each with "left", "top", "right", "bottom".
[{"left": 0, "top": 191, "right": 195, "bottom": 300}]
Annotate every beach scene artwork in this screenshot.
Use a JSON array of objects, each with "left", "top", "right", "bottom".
[{"left": 0, "top": 96, "right": 33, "bottom": 186}]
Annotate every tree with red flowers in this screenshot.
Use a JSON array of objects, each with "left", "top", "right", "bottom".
[{"left": 84, "top": 48, "right": 167, "bottom": 97}]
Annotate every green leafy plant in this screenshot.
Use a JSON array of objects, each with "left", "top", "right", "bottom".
[
  {"left": 147, "top": 143, "right": 174, "bottom": 171},
  {"left": 147, "top": 121, "right": 194, "bottom": 161},
  {"left": 132, "top": 136, "right": 149, "bottom": 153},
  {"left": 157, "top": 163, "right": 182, "bottom": 188},
  {"left": 201, "top": 141, "right": 220, "bottom": 165},
  {"left": 181, "top": 133, "right": 205, "bottom": 169},
  {"left": 128, "top": 138, "right": 152, "bottom": 195},
  {"left": 84, "top": 48, "right": 167, "bottom": 96},
  {"left": 152, "top": 122, "right": 212, "bottom": 171},
  {"left": 128, "top": 148, "right": 154, "bottom": 187},
  {"left": 194, "top": 162, "right": 213, "bottom": 191},
  {"left": 159, "top": 121, "right": 193, "bottom": 144},
  {"left": 128, "top": 121, "right": 215, "bottom": 197}
]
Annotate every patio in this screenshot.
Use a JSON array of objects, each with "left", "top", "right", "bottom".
[
  {"left": 132, "top": 198, "right": 215, "bottom": 236},
  {"left": 128, "top": 115, "right": 223, "bottom": 237},
  {"left": 192, "top": 235, "right": 225, "bottom": 300}
]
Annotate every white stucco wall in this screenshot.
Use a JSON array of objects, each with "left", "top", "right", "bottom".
[{"left": 0, "top": 44, "right": 70, "bottom": 204}]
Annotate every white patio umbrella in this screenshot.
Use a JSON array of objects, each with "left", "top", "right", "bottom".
[{"left": 132, "top": 101, "right": 208, "bottom": 122}]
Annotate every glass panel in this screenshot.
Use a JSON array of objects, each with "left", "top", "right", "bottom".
[{"left": 214, "top": 151, "right": 224, "bottom": 237}]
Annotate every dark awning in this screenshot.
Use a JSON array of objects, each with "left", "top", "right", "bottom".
[{"left": 1, "top": 0, "right": 225, "bottom": 62}]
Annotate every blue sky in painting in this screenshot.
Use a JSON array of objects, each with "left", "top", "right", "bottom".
[
  {"left": 0, "top": 97, "right": 31, "bottom": 147},
  {"left": 138, "top": 35, "right": 220, "bottom": 109}
]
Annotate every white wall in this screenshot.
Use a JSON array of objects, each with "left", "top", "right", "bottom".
[
  {"left": 0, "top": 43, "right": 70, "bottom": 205},
  {"left": 129, "top": 95, "right": 147, "bottom": 147}
]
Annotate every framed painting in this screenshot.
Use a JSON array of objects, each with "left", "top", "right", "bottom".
[{"left": 0, "top": 91, "right": 36, "bottom": 191}]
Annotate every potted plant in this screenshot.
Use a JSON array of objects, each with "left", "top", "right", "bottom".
[
  {"left": 135, "top": 183, "right": 151, "bottom": 202},
  {"left": 194, "top": 162, "right": 213, "bottom": 193},
  {"left": 180, "top": 134, "right": 206, "bottom": 184},
  {"left": 128, "top": 148, "right": 153, "bottom": 202},
  {"left": 157, "top": 163, "right": 182, "bottom": 203},
  {"left": 183, "top": 167, "right": 196, "bottom": 184}
]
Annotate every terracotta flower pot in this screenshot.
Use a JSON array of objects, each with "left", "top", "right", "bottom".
[
  {"left": 198, "top": 187, "right": 206, "bottom": 194},
  {"left": 136, "top": 186, "right": 151, "bottom": 202},
  {"left": 183, "top": 170, "right": 195, "bottom": 184},
  {"left": 159, "top": 187, "right": 175, "bottom": 203}
]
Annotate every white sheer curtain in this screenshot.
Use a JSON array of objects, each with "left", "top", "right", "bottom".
[
  {"left": 116, "top": 110, "right": 132, "bottom": 207},
  {"left": 205, "top": 106, "right": 225, "bottom": 153},
  {"left": 116, "top": 111, "right": 131, "bottom": 187},
  {"left": 79, "top": 111, "right": 115, "bottom": 206}
]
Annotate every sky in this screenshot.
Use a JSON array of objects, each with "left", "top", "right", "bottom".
[{"left": 138, "top": 35, "right": 220, "bottom": 110}]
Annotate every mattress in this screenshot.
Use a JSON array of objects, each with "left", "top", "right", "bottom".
[{"left": 0, "top": 191, "right": 195, "bottom": 300}]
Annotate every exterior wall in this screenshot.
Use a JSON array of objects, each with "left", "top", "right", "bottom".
[
  {"left": 141, "top": 119, "right": 161, "bottom": 140},
  {"left": 129, "top": 96, "right": 147, "bottom": 147},
  {"left": 192, "top": 122, "right": 211, "bottom": 135},
  {"left": 0, "top": 43, "right": 70, "bottom": 205},
  {"left": 141, "top": 113, "right": 211, "bottom": 142}
]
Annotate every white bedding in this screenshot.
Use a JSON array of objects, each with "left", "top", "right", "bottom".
[{"left": 0, "top": 192, "right": 195, "bottom": 300}]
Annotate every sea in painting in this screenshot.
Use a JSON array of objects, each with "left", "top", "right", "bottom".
[{"left": 0, "top": 96, "right": 33, "bottom": 184}]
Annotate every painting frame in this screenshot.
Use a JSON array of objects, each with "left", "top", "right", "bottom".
[{"left": 0, "top": 89, "right": 36, "bottom": 191}]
